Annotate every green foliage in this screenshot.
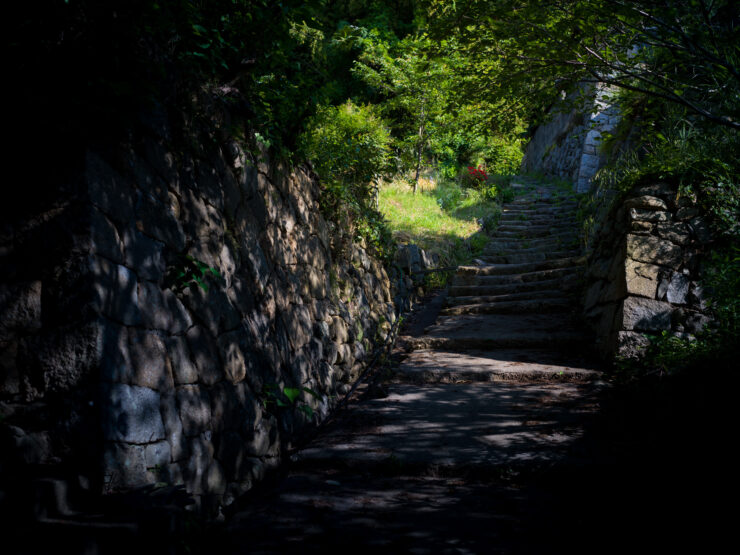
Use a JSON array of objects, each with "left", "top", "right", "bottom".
[
  {"left": 300, "top": 100, "right": 395, "bottom": 258},
  {"left": 424, "top": 0, "right": 740, "bottom": 130},
  {"left": 261, "top": 384, "right": 324, "bottom": 420},
  {"left": 165, "top": 255, "right": 221, "bottom": 294}
]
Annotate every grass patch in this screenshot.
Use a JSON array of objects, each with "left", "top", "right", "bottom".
[{"left": 379, "top": 175, "right": 502, "bottom": 286}]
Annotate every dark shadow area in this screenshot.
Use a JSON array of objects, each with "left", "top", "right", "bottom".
[{"left": 202, "top": 361, "right": 736, "bottom": 555}]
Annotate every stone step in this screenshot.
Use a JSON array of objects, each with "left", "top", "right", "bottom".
[
  {"left": 496, "top": 224, "right": 576, "bottom": 235},
  {"left": 418, "top": 312, "right": 581, "bottom": 344},
  {"left": 396, "top": 349, "right": 601, "bottom": 384},
  {"left": 493, "top": 229, "right": 579, "bottom": 240},
  {"left": 402, "top": 331, "right": 584, "bottom": 352},
  {"left": 477, "top": 250, "right": 581, "bottom": 264},
  {"left": 441, "top": 297, "right": 574, "bottom": 316},
  {"left": 457, "top": 256, "right": 585, "bottom": 277},
  {"left": 498, "top": 219, "right": 576, "bottom": 228},
  {"left": 483, "top": 236, "right": 581, "bottom": 252},
  {"left": 499, "top": 217, "right": 578, "bottom": 227},
  {"left": 448, "top": 277, "right": 577, "bottom": 297},
  {"left": 503, "top": 199, "right": 578, "bottom": 210},
  {"left": 501, "top": 207, "right": 578, "bottom": 216},
  {"left": 490, "top": 231, "right": 577, "bottom": 241},
  {"left": 291, "top": 381, "right": 600, "bottom": 470},
  {"left": 451, "top": 266, "right": 581, "bottom": 287},
  {"left": 445, "top": 289, "right": 568, "bottom": 306}
]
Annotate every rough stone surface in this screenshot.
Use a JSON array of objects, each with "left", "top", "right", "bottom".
[
  {"left": 102, "top": 383, "right": 166, "bottom": 444},
  {"left": 1, "top": 104, "right": 399, "bottom": 516},
  {"left": 619, "top": 293, "right": 673, "bottom": 331},
  {"left": 583, "top": 181, "right": 713, "bottom": 358}
]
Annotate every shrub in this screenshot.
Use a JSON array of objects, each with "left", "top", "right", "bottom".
[
  {"left": 460, "top": 165, "right": 488, "bottom": 189},
  {"left": 300, "top": 100, "right": 395, "bottom": 258}
]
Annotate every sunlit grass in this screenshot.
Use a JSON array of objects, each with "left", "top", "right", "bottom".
[{"left": 378, "top": 176, "right": 501, "bottom": 286}]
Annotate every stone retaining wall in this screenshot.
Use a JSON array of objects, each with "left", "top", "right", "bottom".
[
  {"left": 582, "top": 183, "right": 713, "bottom": 358},
  {"left": 0, "top": 104, "right": 399, "bottom": 515},
  {"left": 522, "top": 86, "right": 619, "bottom": 193}
]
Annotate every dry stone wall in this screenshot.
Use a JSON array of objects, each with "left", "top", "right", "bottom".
[
  {"left": 582, "top": 182, "right": 713, "bottom": 358},
  {"left": 522, "top": 86, "right": 620, "bottom": 193},
  {"left": 0, "top": 106, "right": 398, "bottom": 515}
]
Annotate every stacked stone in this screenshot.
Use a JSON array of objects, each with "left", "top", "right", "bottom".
[
  {"left": 1, "top": 110, "right": 397, "bottom": 515},
  {"left": 521, "top": 85, "right": 620, "bottom": 193},
  {"left": 583, "top": 183, "right": 713, "bottom": 358}
]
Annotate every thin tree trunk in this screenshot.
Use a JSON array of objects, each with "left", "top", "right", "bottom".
[{"left": 413, "top": 99, "right": 427, "bottom": 194}]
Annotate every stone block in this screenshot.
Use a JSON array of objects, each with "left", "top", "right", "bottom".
[
  {"left": 121, "top": 228, "right": 166, "bottom": 282},
  {"left": 184, "top": 434, "right": 214, "bottom": 495},
  {"left": 160, "top": 393, "right": 187, "bottom": 461},
  {"left": 163, "top": 289, "right": 193, "bottom": 334},
  {"left": 186, "top": 326, "right": 223, "bottom": 386},
  {"left": 666, "top": 273, "right": 690, "bottom": 305},
  {"left": 20, "top": 322, "right": 101, "bottom": 397},
  {"left": 227, "top": 276, "right": 257, "bottom": 315},
  {"left": 103, "top": 442, "right": 148, "bottom": 488},
  {"left": 217, "top": 330, "right": 248, "bottom": 384},
  {"left": 144, "top": 440, "right": 172, "bottom": 469},
  {"left": 0, "top": 340, "right": 19, "bottom": 395},
  {"left": 166, "top": 335, "right": 198, "bottom": 385},
  {"left": 619, "top": 297, "right": 673, "bottom": 332},
  {"left": 128, "top": 329, "right": 172, "bottom": 391},
  {"left": 102, "top": 383, "right": 165, "bottom": 444},
  {"left": 676, "top": 206, "right": 699, "bottom": 221},
  {"left": 630, "top": 220, "right": 653, "bottom": 234},
  {"left": 246, "top": 419, "right": 279, "bottom": 458},
  {"left": 86, "top": 151, "right": 136, "bottom": 225},
  {"left": 0, "top": 281, "right": 42, "bottom": 334},
  {"left": 623, "top": 195, "right": 668, "bottom": 211},
  {"left": 632, "top": 183, "right": 675, "bottom": 201},
  {"left": 92, "top": 258, "right": 142, "bottom": 325},
  {"left": 91, "top": 209, "right": 124, "bottom": 263},
  {"left": 205, "top": 459, "right": 227, "bottom": 495},
  {"left": 655, "top": 222, "right": 691, "bottom": 246},
  {"left": 616, "top": 331, "right": 651, "bottom": 359},
  {"left": 629, "top": 208, "right": 671, "bottom": 222},
  {"left": 216, "top": 430, "right": 253, "bottom": 481},
  {"left": 181, "top": 285, "right": 240, "bottom": 337},
  {"left": 626, "top": 234, "right": 682, "bottom": 268},
  {"left": 100, "top": 321, "right": 131, "bottom": 383},
  {"left": 283, "top": 304, "right": 313, "bottom": 351},
  {"left": 177, "top": 385, "right": 212, "bottom": 437},
  {"left": 138, "top": 281, "right": 172, "bottom": 330},
  {"left": 210, "top": 381, "right": 260, "bottom": 435},
  {"left": 331, "top": 317, "right": 349, "bottom": 344},
  {"left": 625, "top": 259, "right": 661, "bottom": 298},
  {"left": 134, "top": 191, "right": 187, "bottom": 251}
]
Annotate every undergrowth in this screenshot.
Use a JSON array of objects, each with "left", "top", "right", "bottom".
[{"left": 379, "top": 172, "right": 510, "bottom": 287}]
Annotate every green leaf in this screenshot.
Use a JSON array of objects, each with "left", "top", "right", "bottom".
[
  {"left": 298, "top": 405, "right": 315, "bottom": 418},
  {"left": 283, "top": 387, "right": 301, "bottom": 404}
]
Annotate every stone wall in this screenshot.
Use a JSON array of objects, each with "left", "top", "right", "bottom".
[
  {"left": 522, "top": 86, "right": 620, "bottom": 192},
  {"left": 582, "top": 183, "right": 713, "bottom": 358},
  {"left": 0, "top": 103, "right": 398, "bottom": 515}
]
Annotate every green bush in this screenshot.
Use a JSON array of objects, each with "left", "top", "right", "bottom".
[{"left": 300, "top": 100, "right": 395, "bottom": 258}]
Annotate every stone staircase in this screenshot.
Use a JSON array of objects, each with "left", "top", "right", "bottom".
[
  {"left": 288, "top": 179, "right": 603, "bottom": 471},
  {"left": 401, "top": 180, "right": 594, "bottom": 375},
  {"left": 223, "top": 179, "right": 606, "bottom": 553}
]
